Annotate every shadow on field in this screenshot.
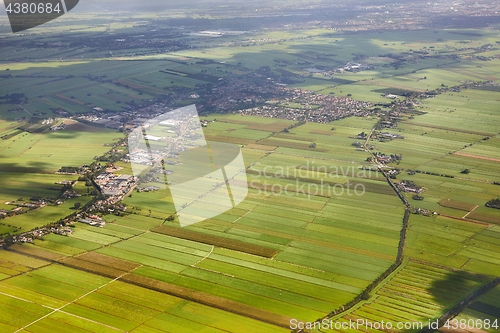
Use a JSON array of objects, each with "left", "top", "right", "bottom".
[
  {"left": 0, "top": 179, "right": 65, "bottom": 199},
  {"left": 0, "top": 162, "right": 54, "bottom": 173},
  {"left": 428, "top": 270, "right": 487, "bottom": 308}
]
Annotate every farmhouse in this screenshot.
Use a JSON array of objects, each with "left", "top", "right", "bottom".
[
  {"left": 79, "top": 216, "right": 105, "bottom": 227},
  {"left": 397, "top": 180, "right": 424, "bottom": 194},
  {"left": 144, "top": 134, "right": 163, "bottom": 142}
]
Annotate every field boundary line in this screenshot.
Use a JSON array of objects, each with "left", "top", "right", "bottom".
[
  {"left": 13, "top": 272, "right": 128, "bottom": 333},
  {"left": 462, "top": 205, "right": 479, "bottom": 219},
  {"left": 304, "top": 216, "right": 317, "bottom": 230},
  {"left": 454, "top": 151, "right": 500, "bottom": 163},
  {"left": 108, "top": 222, "right": 145, "bottom": 232},
  {"left": 232, "top": 209, "right": 253, "bottom": 224},
  {"left": 438, "top": 213, "right": 490, "bottom": 226},
  {"left": 191, "top": 245, "right": 215, "bottom": 267},
  {"left": 459, "top": 258, "right": 471, "bottom": 270},
  {"left": 192, "top": 265, "right": 235, "bottom": 278},
  {"left": 327, "top": 257, "right": 410, "bottom": 321},
  {"left": 57, "top": 309, "right": 125, "bottom": 332},
  {"left": 121, "top": 274, "right": 298, "bottom": 328},
  {"left": 19, "top": 104, "right": 32, "bottom": 117},
  {"left": 125, "top": 230, "right": 150, "bottom": 242},
  {"left": 206, "top": 218, "right": 395, "bottom": 261},
  {"left": 0, "top": 290, "right": 125, "bottom": 332},
  {"left": 408, "top": 258, "right": 488, "bottom": 274},
  {"left": 402, "top": 121, "right": 494, "bottom": 136},
  {"left": 0, "top": 291, "right": 53, "bottom": 308}
]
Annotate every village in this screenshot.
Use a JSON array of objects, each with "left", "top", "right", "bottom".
[{"left": 0, "top": 181, "right": 81, "bottom": 222}]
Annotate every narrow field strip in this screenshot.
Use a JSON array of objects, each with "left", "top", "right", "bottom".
[
  {"left": 120, "top": 273, "right": 299, "bottom": 328},
  {"left": 152, "top": 225, "right": 279, "bottom": 258}
]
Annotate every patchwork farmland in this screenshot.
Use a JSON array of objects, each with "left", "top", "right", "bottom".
[
  {"left": 0, "top": 6, "right": 500, "bottom": 332},
  {"left": 0, "top": 115, "right": 407, "bottom": 332},
  {"left": 1, "top": 110, "right": 498, "bottom": 332}
]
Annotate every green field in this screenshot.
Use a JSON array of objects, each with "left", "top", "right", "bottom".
[
  {"left": 0, "top": 262, "right": 287, "bottom": 333},
  {"left": 0, "top": 7, "right": 500, "bottom": 333}
]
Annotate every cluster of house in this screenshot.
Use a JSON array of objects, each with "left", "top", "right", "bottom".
[
  {"left": 8, "top": 226, "right": 72, "bottom": 244},
  {"left": 374, "top": 132, "right": 406, "bottom": 141},
  {"left": 411, "top": 207, "right": 437, "bottom": 217},
  {"left": 237, "top": 90, "right": 372, "bottom": 123},
  {"left": 78, "top": 215, "right": 106, "bottom": 227},
  {"left": 373, "top": 152, "right": 402, "bottom": 165},
  {"left": 397, "top": 180, "right": 424, "bottom": 194},
  {"left": 137, "top": 186, "right": 160, "bottom": 192},
  {"left": 387, "top": 169, "right": 401, "bottom": 178},
  {"left": 207, "top": 77, "right": 271, "bottom": 111},
  {"left": 205, "top": 74, "right": 374, "bottom": 123},
  {"left": 87, "top": 195, "right": 129, "bottom": 215},
  {"left": 0, "top": 197, "right": 64, "bottom": 220},
  {"left": 15, "top": 231, "right": 41, "bottom": 243},
  {"left": 50, "top": 123, "right": 67, "bottom": 131},
  {"left": 337, "top": 62, "right": 374, "bottom": 73},
  {"left": 125, "top": 149, "right": 154, "bottom": 166},
  {"left": 73, "top": 104, "right": 180, "bottom": 133},
  {"left": 95, "top": 173, "right": 136, "bottom": 197},
  {"left": 61, "top": 188, "right": 81, "bottom": 200},
  {"left": 41, "top": 118, "right": 55, "bottom": 125},
  {"left": 77, "top": 109, "right": 123, "bottom": 129}
]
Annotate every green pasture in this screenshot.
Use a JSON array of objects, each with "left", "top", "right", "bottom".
[
  {"left": 133, "top": 266, "right": 324, "bottom": 319},
  {"left": 406, "top": 214, "right": 500, "bottom": 275},
  {"left": 409, "top": 89, "right": 500, "bottom": 135},
  {"left": 0, "top": 122, "right": 122, "bottom": 173}
]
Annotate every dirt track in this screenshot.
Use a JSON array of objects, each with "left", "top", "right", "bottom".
[{"left": 454, "top": 152, "right": 500, "bottom": 163}]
